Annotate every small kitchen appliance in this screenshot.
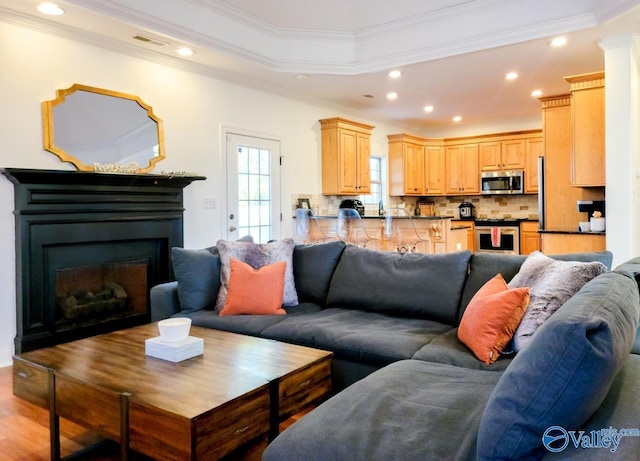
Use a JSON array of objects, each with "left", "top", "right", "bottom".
[
  {"left": 339, "top": 199, "right": 365, "bottom": 217},
  {"left": 480, "top": 170, "right": 524, "bottom": 195},
  {"left": 458, "top": 201, "right": 476, "bottom": 220}
]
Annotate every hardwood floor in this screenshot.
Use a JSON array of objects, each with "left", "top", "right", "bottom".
[{"left": 0, "top": 365, "right": 312, "bottom": 460}]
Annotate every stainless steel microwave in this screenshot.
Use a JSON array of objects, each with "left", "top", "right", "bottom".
[{"left": 480, "top": 170, "right": 524, "bottom": 195}]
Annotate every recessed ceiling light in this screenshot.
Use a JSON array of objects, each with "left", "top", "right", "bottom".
[
  {"left": 550, "top": 36, "right": 567, "bottom": 47},
  {"left": 424, "top": 105, "right": 434, "bottom": 113},
  {"left": 37, "top": 2, "right": 64, "bottom": 15},
  {"left": 453, "top": 115, "right": 462, "bottom": 122},
  {"left": 531, "top": 89, "right": 543, "bottom": 97},
  {"left": 296, "top": 74, "right": 309, "bottom": 80},
  {"left": 505, "top": 72, "right": 518, "bottom": 80},
  {"left": 177, "top": 47, "right": 194, "bottom": 56},
  {"left": 387, "top": 92, "right": 398, "bottom": 100},
  {"left": 388, "top": 70, "right": 402, "bottom": 79}
]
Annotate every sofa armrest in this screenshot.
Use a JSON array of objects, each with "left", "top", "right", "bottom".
[{"left": 150, "top": 281, "right": 180, "bottom": 321}]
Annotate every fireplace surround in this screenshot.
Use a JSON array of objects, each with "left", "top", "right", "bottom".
[{"left": 2, "top": 168, "right": 204, "bottom": 352}]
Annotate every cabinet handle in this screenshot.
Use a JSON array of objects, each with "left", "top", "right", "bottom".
[{"left": 235, "top": 425, "right": 250, "bottom": 435}]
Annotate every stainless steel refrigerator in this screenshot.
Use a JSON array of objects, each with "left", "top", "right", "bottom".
[{"left": 537, "top": 156, "right": 546, "bottom": 230}]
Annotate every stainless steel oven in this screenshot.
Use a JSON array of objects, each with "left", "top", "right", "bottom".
[{"left": 474, "top": 219, "right": 520, "bottom": 254}]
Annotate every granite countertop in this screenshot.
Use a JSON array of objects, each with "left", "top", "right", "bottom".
[
  {"left": 539, "top": 228, "right": 606, "bottom": 235},
  {"left": 313, "top": 215, "right": 455, "bottom": 220}
]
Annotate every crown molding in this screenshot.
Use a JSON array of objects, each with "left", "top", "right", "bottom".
[{"left": 62, "top": 0, "right": 621, "bottom": 75}]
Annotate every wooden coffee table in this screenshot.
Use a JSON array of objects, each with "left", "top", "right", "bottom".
[{"left": 13, "top": 323, "right": 332, "bottom": 460}]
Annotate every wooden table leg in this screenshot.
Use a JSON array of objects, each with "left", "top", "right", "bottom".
[
  {"left": 120, "top": 392, "right": 131, "bottom": 460},
  {"left": 48, "top": 369, "right": 61, "bottom": 461},
  {"left": 268, "top": 381, "right": 279, "bottom": 442}
]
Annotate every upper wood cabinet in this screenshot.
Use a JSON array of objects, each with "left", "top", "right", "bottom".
[
  {"left": 540, "top": 94, "right": 604, "bottom": 230},
  {"left": 388, "top": 135, "right": 445, "bottom": 196},
  {"left": 389, "top": 130, "right": 540, "bottom": 197},
  {"left": 479, "top": 140, "right": 525, "bottom": 171},
  {"left": 524, "top": 137, "right": 543, "bottom": 193},
  {"left": 388, "top": 134, "right": 424, "bottom": 195},
  {"left": 425, "top": 143, "right": 445, "bottom": 195},
  {"left": 320, "top": 118, "right": 374, "bottom": 195},
  {"left": 445, "top": 143, "right": 479, "bottom": 195},
  {"left": 565, "top": 72, "right": 605, "bottom": 186}
]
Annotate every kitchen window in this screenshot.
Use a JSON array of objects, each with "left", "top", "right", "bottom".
[{"left": 360, "top": 156, "right": 385, "bottom": 211}]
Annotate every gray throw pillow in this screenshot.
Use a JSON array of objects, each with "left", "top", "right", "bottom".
[
  {"left": 508, "top": 251, "right": 606, "bottom": 352},
  {"left": 477, "top": 271, "right": 639, "bottom": 460},
  {"left": 171, "top": 247, "right": 221, "bottom": 313},
  {"left": 215, "top": 238, "right": 298, "bottom": 311}
]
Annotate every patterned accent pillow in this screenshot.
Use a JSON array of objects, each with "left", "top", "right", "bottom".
[
  {"left": 215, "top": 238, "right": 298, "bottom": 311},
  {"left": 508, "top": 251, "right": 607, "bottom": 352}
]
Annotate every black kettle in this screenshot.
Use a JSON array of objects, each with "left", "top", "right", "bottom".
[{"left": 458, "top": 202, "right": 475, "bottom": 220}]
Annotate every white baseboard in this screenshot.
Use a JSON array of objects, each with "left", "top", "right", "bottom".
[{"left": 0, "top": 343, "right": 14, "bottom": 368}]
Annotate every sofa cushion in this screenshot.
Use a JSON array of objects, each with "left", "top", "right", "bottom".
[
  {"left": 508, "top": 251, "right": 607, "bottom": 352},
  {"left": 293, "top": 241, "right": 346, "bottom": 305},
  {"left": 326, "top": 246, "right": 471, "bottom": 324},
  {"left": 413, "top": 329, "right": 514, "bottom": 371},
  {"left": 220, "top": 259, "right": 286, "bottom": 315},
  {"left": 539, "top": 354, "right": 640, "bottom": 460},
  {"left": 477, "top": 271, "right": 640, "bottom": 460},
  {"left": 171, "top": 247, "right": 221, "bottom": 314},
  {"left": 458, "top": 274, "right": 530, "bottom": 365},
  {"left": 263, "top": 360, "right": 502, "bottom": 461},
  {"left": 261, "top": 307, "right": 452, "bottom": 365},
  {"left": 178, "top": 302, "right": 322, "bottom": 337},
  {"left": 216, "top": 238, "right": 298, "bottom": 310},
  {"left": 458, "top": 250, "right": 614, "bottom": 322}
]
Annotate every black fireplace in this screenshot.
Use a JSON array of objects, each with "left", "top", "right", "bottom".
[{"left": 2, "top": 168, "right": 204, "bottom": 352}]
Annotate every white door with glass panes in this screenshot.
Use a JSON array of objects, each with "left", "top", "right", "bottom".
[{"left": 226, "top": 133, "right": 281, "bottom": 243}]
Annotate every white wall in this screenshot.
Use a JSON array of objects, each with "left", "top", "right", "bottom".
[
  {"left": 601, "top": 34, "right": 640, "bottom": 268},
  {"left": 0, "top": 22, "right": 420, "bottom": 366}
]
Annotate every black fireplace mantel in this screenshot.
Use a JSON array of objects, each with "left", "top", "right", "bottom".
[{"left": 2, "top": 168, "right": 205, "bottom": 352}]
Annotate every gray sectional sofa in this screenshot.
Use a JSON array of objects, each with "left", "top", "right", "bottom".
[{"left": 150, "top": 242, "right": 640, "bottom": 460}]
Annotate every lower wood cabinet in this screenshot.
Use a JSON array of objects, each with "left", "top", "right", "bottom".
[
  {"left": 519, "top": 221, "right": 540, "bottom": 255},
  {"left": 540, "top": 233, "right": 605, "bottom": 254}
]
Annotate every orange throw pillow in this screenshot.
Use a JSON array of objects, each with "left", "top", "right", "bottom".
[
  {"left": 220, "top": 258, "right": 287, "bottom": 316},
  {"left": 458, "top": 274, "right": 530, "bottom": 365}
]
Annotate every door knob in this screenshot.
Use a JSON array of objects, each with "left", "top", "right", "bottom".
[{"left": 229, "top": 225, "right": 237, "bottom": 232}]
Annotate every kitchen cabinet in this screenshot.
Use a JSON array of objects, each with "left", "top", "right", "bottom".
[
  {"left": 519, "top": 221, "right": 540, "bottom": 255},
  {"left": 540, "top": 94, "right": 604, "bottom": 230},
  {"left": 388, "top": 134, "right": 425, "bottom": 196},
  {"left": 524, "top": 137, "right": 543, "bottom": 193},
  {"left": 425, "top": 144, "right": 445, "bottom": 195},
  {"left": 566, "top": 72, "right": 605, "bottom": 186},
  {"left": 320, "top": 117, "right": 374, "bottom": 195},
  {"left": 540, "top": 233, "right": 605, "bottom": 254},
  {"left": 479, "top": 140, "right": 525, "bottom": 171},
  {"left": 445, "top": 143, "right": 479, "bottom": 194},
  {"left": 388, "top": 135, "right": 445, "bottom": 196},
  {"left": 389, "top": 131, "right": 539, "bottom": 198}
]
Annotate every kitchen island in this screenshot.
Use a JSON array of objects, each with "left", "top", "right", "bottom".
[{"left": 308, "top": 215, "right": 465, "bottom": 253}]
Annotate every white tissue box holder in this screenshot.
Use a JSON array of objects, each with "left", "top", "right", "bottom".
[{"left": 145, "top": 336, "right": 204, "bottom": 362}]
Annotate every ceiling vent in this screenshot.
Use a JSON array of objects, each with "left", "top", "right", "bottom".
[{"left": 133, "top": 35, "right": 170, "bottom": 47}]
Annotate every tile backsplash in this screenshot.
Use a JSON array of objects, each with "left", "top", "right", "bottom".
[{"left": 292, "top": 194, "right": 539, "bottom": 220}]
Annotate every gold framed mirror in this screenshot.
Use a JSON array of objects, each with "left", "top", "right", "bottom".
[{"left": 42, "top": 84, "right": 165, "bottom": 173}]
